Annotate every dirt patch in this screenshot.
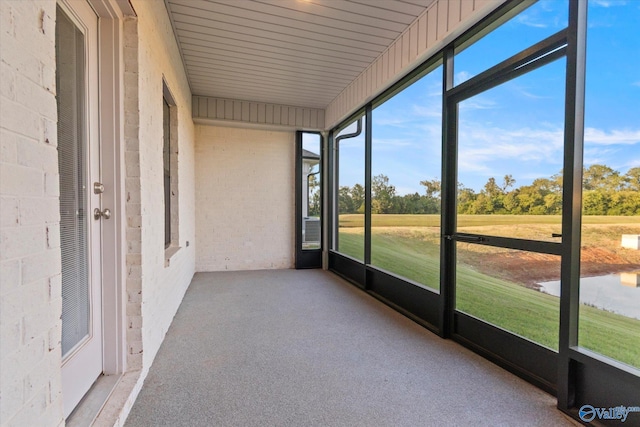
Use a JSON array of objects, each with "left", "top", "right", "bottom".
[
  {"left": 455, "top": 223, "right": 640, "bottom": 288},
  {"left": 470, "top": 247, "right": 640, "bottom": 289},
  {"left": 472, "top": 252, "right": 560, "bottom": 288},
  {"left": 579, "top": 247, "right": 640, "bottom": 277},
  {"left": 366, "top": 221, "right": 640, "bottom": 289}
]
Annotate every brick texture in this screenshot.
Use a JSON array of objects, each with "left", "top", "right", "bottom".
[
  {"left": 126, "top": 0, "right": 196, "bottom": 376},
  {"left": 0, "top": 0, "right": 64, "bottom": 425},
  {"left": 195, "top": 125, "right": 295, "bottom": 272},
  {"left": 2, "top": 0, "right": 198, "bottom": 424}
]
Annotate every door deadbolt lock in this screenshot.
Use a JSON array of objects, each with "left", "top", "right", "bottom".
[
  {"left": 94, "top": 208, "right": 111, "bottom": 220},
  {"left": 94, "top": 182, "right": 105, "bottom": 194}
]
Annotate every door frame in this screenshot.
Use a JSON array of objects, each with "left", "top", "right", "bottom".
[
  {"left": 88, "top": 0, "right": 130, "bottom": 377},
  {"left": 295, "top": 131, "right": 323, "bottom": 269},
  {"left": 57, "top": 1, "right": 103, "bottom": 416},
  {"left": 440, "top": 29, "right": 569, "bottom": 393},
  {"left": 57, "top": 0, "right": 130, "bottom": 411}
]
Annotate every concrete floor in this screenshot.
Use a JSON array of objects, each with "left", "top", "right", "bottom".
[{"left": 125, "top": 269, "right": 579, "bottom": 427}]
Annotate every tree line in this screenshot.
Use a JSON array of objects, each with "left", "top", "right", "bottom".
[{"left": 337, "top": 164, "right": 640, "bottom": 216}]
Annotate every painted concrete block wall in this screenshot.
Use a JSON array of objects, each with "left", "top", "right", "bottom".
[
  {"left": 195, "top": 125, "right": 295, "bottom": 272},
  {"left": 129, "top": 0, "right": 196, "bottom": 373},
  {"left": 123, "top": 15, "right": 143, "bottom": 374},
  {"left": 0, "top": 1, "right": 64, "bottom": 426},
  {"left": 325, "top": 0, "right": 505, "bottom": 128}
]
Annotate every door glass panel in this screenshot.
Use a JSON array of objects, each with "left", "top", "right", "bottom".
[
  {"left": 302, "top": 133, "right": 321, "bottom": 250},
  {"left": 457, "top": 58, "right": 566, "bottom": 242},
  {"left": 56, "top": 8, "right": 90, "bottom": 357},
  {"left": 578, "top": 0, "right": 640, "bottom": 370},
  {"left": 454, "top": 0, "right": 568, "bottom": 86},
  {"left": 457, "top": 244, "right": 560, "bottom": 350},
  {"left": 371, "top": 65, "right": 442, "bottom": 291},
  {"left": 335, "top": 116, "right": 365, "bottom": 261}
]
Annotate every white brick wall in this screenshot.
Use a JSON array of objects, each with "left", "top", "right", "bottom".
[
  {"left": 2, "top": 0, "right": 197, "bottom": 424},
  {"left": 0, "top": 0, "right": 64, "bottom": 426},
  {"left": 195, "top": 125, "right": 295, "bottom": 272},
  {"left": 128, "top": 0, "right": 196, "bottom": 374},
  {"left": 123, "top": 14, "right": 143, "bottom": 375}
]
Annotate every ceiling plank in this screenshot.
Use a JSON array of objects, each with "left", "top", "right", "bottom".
[
  {"left": 166, "top": 0, "right": 434, "bottom": 108},
  {"left": 251, "top": 0, "right": 416, "bottom": 29},
  {"left": 169, "top": 0, "right": 394, "bottom": 45},
  {"left": 183, "top": 54, "right": 355, "bottom": 85},
  {"left": 175, "top": 29, "right": 373, "bottom": 67},
  {"left": 211, "top": 0, "right": 410, "bottom": 33},
  {"left": 180, "top": 43, "right": 365, "bottom": 74},
  {"left": 173, "top": 21, "right": 379, "bottom": 61},
  {"left": 347, "top": 0, "right": 431, "bottom": 16}
]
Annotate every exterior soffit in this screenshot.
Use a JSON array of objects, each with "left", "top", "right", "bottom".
[{"left": 165, "top": 0, "right": 437, "bottom": 110}]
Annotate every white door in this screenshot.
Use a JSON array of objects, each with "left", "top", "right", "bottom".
[{"left": 56, "top": 0, "right": 103, "bottom": 418}]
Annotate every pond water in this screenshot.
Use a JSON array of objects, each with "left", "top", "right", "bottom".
[{"left": 539, "top": 273, "right": 640, "bottom": 320}]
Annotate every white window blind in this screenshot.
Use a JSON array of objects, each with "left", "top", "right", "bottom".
[{"left": 56, "top": 7, "right": 90, "bottom": 357}]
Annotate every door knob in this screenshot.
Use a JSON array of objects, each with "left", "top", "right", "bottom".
[
  {"left": 94, "top": 182, "right": 105, "bottom": 194},
  {"left": 94, "top": 208, "right": 111, "bottom": 220}
]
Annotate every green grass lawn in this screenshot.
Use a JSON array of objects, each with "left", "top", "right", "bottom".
[
  {"left": 336, "top": 225, "right": 640, "bottom": 369},
  {"left": 340, "top": 214, "right": 640, "bottom": 227}
]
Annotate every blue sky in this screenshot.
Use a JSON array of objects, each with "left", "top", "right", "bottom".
[{"left": 338, "top": 0, "right": 640, "bottom": 194}]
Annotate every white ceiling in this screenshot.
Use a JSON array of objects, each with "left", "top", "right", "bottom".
[{"left": 165, "top": 0, "right": 435, "bottom": 109}]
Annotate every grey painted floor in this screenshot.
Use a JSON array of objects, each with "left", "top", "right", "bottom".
[{"left": 125, "top": 269, "right": 579, "bottom": 427}]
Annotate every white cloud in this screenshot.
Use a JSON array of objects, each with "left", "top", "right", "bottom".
[
  {"left": 455, "top": 71, "right": 472, "bottom": 85},
  {"left": 520, "top": 91, "right": 546, "bottom": 99},
  {"left": 338, "top": 138, "right": 365, "bottom": 149},
  {"left": 412, "top": 104, "right": 442, "bottom": 118},
  {"left": 515, "top": 14, "right": 548, "bottom": 28},
  {"left": 415, "top": 122, "right": 442, "bottom": 137},
  {"left": 457, "top": 125, "right": 565, "bottom": 176},
  {"left": 583, "top": 148, "right": 640, "bottom": 171},
  {"left": 370, "top": 138, "right": 414, "bottom": 150},
  {"left": 584, "top": 128, "right": 640, "bottom": 146},
  {"left": 511, "top": 83, "right": 550, "bottom": 99},
  {"left": 591, "top": 0, "right": 627, "bottom": 7},
  {"left": 425, "top": 80, "right": 443, "bottom": 97},
  {"left": 583, "top": 147, "right": 617, "bottom": 166},
  {"left": 454, "top": 122, "right": 640, "bottom": 187},
  {"left": 374, "top": 116, "right": 411, "bottom": 127},
  {"left": 633, "top": 81, "right": 640, "bottom": 87},
  {"left": 374, "top": 102, "right": 441, "bottom": 128},
  {"left": 625, "top": 158, "right": 640, "bottom": 168},
  {"left": 459, "top": 96, "right": 497, "bottom": 111}
]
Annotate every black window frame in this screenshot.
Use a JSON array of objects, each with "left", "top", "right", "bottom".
[{"left": 326, "top": 1, "right": 639, "bottom": 424}]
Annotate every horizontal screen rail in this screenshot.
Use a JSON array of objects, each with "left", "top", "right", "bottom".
[{"left": 446, "top": 233, "right": 562, "bottom": 255}]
